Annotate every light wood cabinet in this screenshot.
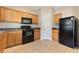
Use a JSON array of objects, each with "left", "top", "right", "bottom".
[
  {"left": 11, "top": 10, "right": 22, "bottom": 23},
  {"left": 0, "top": 36, "right": 5, "bottom": 53},
  {"left": 22, "top": 12, "right": 38, "bottom": 24},
  {"left": 32, "top": 15, "right": 38, "bottom": 24},
  {"left": 0, "top": 7, "right": 12, "bottom": 22},
  {"left": 2, "top": 32, "right": 8, "bottom": 48},
  {"left": 7, "top": 31, "right": 16, "bottom": 47},
  {"left": 4, "top": 8, "right": 12, "bottom": 22},
  {"left": 0, "top": 32, "right": 7, "bottom": 52},
  {"left": 52, "top": 29, "right": 59, "bottom": 41},
  {"left": 0, "top": 7, "right": 39, "bottom": 24},
  {"left": 15, "top": 30, "right": 22, "bottom": 45},
  {"left": 54, "top": 14, "right": 62, "bottom": 24},
  {"left": 0, "top": 7, "right": 22, "bottom": 23},
  {"left": 0, "top": 30, "right": 22, "bottom": 52},
  {"left": 34, "top": 29, "right": 40, "bottom": 40},
  {"left": 0, "top": 7, "right": 4, "bottom": 22},
  {"left": 22, "top": 12, "right": 32, "bottom": 18},
  {"left": 7, "top": 30, "right": 22, "bottom": 47}
]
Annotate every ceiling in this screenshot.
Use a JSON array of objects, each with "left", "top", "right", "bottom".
[
  {"left": 21, "top": 6, "right": 61, "bottom": 11},
  {"left": 7, "top": 6, "right": 61, "bottom": 11},
  {"left": 6, "top": 6, "right": 61, "bottom": 15}
]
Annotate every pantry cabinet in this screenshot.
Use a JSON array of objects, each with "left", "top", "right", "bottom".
[{"left": 34, "top": 29, "right": 40, "bottom": 40}]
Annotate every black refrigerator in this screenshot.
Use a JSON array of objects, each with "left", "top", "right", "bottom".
[{"left": 59, "top": 16, "right": 77, "bottom": 48}]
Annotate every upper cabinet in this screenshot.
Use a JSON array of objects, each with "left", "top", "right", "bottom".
[
  {"left": 0, "top": 7, "right": 4, "bottom": 22},
  {"left": 0, "top": 7, "right": 12, "bottom": 22},
  {"left": 32, "top": 15, "right": 38, "bottom": 24},
  {"left": 22, "top": 12, "right": 31, "bottom": 18},
  {"left": 11, "top": 10, "right": 22, "bottom": 23},
  {"left": 54, "top": 13, "right": 62, "bottom": 24},
  {"left": 0, "top": 7, "right": 38, "bottom": 24},
  {"left": 22, "top": 12, "right": 38, "bottom": 24}
]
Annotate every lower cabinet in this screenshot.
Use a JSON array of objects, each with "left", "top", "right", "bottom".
[
  {"left": 0, "top": 30, "right": 22, "bottom": 52},
  {"left": 7, "top": 31, "right": 16, "bottom": 47},
  {"left": 0, "top": 36, "right": 5, "bottom": 53},
  {"left": 7, "top": 30, "right": 22, "bottom": 47},
  {"left": 0, "top": 32, "right": 7, "bottom": 52},
  {"left": 34, "top": 29, "right": 40, "bottom": 40},
  {"left": 3, "top": 32, "right": 8, "bottom": 48},
  {"left": 15, "top": 30, "right": 22, "bottom": 45},
  {"left": 52, "top": 29, "right": 59, "bottom": 42}
]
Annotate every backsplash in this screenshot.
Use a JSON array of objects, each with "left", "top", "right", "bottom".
[
  {"left": 0, "top": 23, "right": 40, "bottom": 29},
  {"left": 0, "top": 22, "right": 59, "bottom": 29},
  {"left": 0, "top": 23, "right": 21, "bottom": 28},
  {"left": 53, "top": 23, "right": 59, "bottom": 28}
]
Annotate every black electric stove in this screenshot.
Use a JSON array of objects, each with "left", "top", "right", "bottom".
[{"left": 21, "top": 26, "right": 34, "bottom": 44}]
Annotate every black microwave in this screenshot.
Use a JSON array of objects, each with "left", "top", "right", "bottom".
[{"left": 21, "top": 17, "right": 32, "bottom": 24}]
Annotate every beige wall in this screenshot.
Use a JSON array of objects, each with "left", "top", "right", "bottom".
[
  {"left": 55, "top": 6, "right": 79, "bottom": 21},
  {"left": 55, "top": 6, "right": 76, "bottom": 17}
]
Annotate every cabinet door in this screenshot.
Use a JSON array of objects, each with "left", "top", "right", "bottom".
[
  {"left": 22, "top": 12, "right": 26, "bottom": 17},
  {"left": 7, "top": 32, "right": 16, "bottom": 47},
  {"left": 22, "top": 12, "right": 31, "bottom": 18},
  {"left": 0, "top": 7, "right": 4, "bottom": 22},
  {"left": 2, "top": 32, "right": 8, "bottom": 48},
  {"left": 34, "top": 29, "right": 40, "bottom": 40},
  {"left": 0, "top": 36, "right": 5, "bottom": 53},
  {"left": 0, "top": 7, "right": 12, "bottom": 22},
  {"left": 4, "top": 8, "right": 12, "bottom": 22},
  {"left": 32, "top": 15, "right": 38, "bottom": 24},
  {"left": 15, "top": 30, "right": 22, "bottom": 44},
  {"left": 52, "top": 29, "right": 59, "bottom": 41},
  {"left": 12, "top": 10, "right": 22, "bottom": 23},
  {"left": 54, "top": 14, "right": 62, "bottom": 24},
  {"left": 0, "top": 32, "right": 8, "bottom": 52}
]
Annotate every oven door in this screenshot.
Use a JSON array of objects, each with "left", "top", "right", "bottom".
[
  {"left": 23, "top": 30, "right": 33, "bottom": 36},
  {"left": 22, "top": 29, "right": 34, "bottom": 44}
]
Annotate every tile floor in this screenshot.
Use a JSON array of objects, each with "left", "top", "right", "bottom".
[{"left": 4, "top": 40, "right": 78, "bottom": 53}]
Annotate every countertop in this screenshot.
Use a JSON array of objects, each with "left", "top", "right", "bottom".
[
  {"left": 0, "top": 28, "right": 22, "bottom": 36},
  {"left": 0, "top": 27, "right": 59, "bottom": 36}
]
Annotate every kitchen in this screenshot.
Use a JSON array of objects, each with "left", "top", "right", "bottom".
[
  {"left": 0, "top": 6, "right": 79, "bottom": 53},
  {"left": 0, "top": 6, "right": 40, "bottom": 52}
]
